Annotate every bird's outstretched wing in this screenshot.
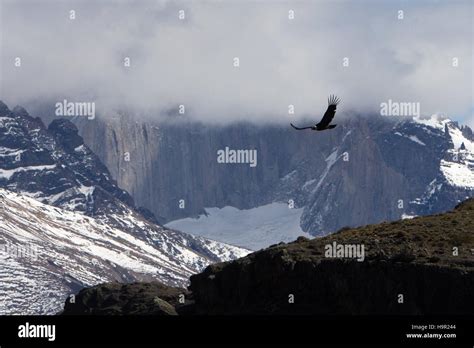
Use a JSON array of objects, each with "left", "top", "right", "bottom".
[
  {"left": 291, "top": 123, "right": 313, "bottom": 130},
  {"left": 317, "top": 95, "right": 340, "bottom": 128}
]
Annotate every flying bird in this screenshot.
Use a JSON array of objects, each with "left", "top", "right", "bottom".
[{"left": 291, "top": 95, "right": 340, "bottom": 131}]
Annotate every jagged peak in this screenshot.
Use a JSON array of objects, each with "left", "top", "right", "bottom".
[
  {"left": 0, "top": 101, "right": 11, "bottom": 115},
  {"left": 46, "top": 118, "right": 85, "bottom": 153},
  {"left": 3, "top": 104, "right": 46, "bottom": 129},
  {"left": 12, "top": 105, "right": 30, "bottom": 118},
  {"left": 412, "top": 114, "right": 452, "bottom": 130},
  {"left": 48, "top": 118, "right": 79, "bottom": 135}
]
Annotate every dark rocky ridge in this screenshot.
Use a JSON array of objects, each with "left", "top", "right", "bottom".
[
  {"left": 62, "top": 282, "right": 190, "bottom": 315},
  {"left": 62, "top": 198, "right": 474, "bottom": 315}
]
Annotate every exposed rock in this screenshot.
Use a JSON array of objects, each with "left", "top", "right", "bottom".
[
  {"left": 48, "top": 119, "right": 85, "bottom": 152},
  {"left": 62, "top": 282, "right": 188, "bottom": 315}
]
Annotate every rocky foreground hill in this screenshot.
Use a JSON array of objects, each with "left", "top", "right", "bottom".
[{"left": 62, "top": 198, "right": 474, "bottom": 315}]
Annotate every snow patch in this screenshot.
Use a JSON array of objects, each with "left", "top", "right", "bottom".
[
  {"left": 408, "top": 135, "right": 425, "bottom": 146},
  {"left": 311, "top": 149, "right": 339, "bottom": 194},
  {"left": 401, "top": 213, "right": 416, "bottom": 220},
  {"left": 166, "top": 203, "right": 311, "bottom": 250},
  {"left": 0, "top": 165, "right": 56, "bottom": 180},
  {"left": 440, "top": 160, "right": 474, "bottom": 188},
  {"left": 394, "top": 132, "right": 426, "bottom": 145},
  {"left": 413, "top": 114, "right": 451, "bottom": 130},
  {"left": 448, "top": 125, "right": 474, "bottom": 152}
]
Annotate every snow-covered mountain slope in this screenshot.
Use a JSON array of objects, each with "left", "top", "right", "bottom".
[
  {"left": 0, "top": 188, "right": 249, "bottom": 315},
  {"left": 0, "top": 101, "right": 141, "bottom": 219},
  {"left": 407, "top": 115, "right": 474, "bottom": 213},
  {"left": 0, "top": 101, "right": 248, "bottom": 253},
  {"left": 166, "top": 203, "right": 311, "bottom": 250},
  {"left": 0, "top": 101, "right": 250, "bottom": 314},
  {"left": 414, "top": 114, "right": 474, "bottom": 188}
]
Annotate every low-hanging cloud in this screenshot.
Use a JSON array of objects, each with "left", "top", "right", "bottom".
[{"left": 0, "top": 0, "right": 472, "bottom": 125}]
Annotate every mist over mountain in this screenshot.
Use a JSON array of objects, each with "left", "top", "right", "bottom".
[{"left": 1, "top": 0, "right": 472, "bottom": 125}]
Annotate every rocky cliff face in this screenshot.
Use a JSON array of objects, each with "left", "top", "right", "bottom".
[
  {"left": 73, "top": 112, "right": 473, "bottom": 236},
  {"left": 62, "top": 198, "right": 474, "bottom": 315}
]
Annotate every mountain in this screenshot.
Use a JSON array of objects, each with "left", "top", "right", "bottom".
[
  {"left": 71, "top": 112, "right": 473, "bottom": 248},
  {"left": 0, "top": 102, "right": 141, "bottom": 218},
  {"left": 0, "top": 189, "right": 246, "bottom": 315},
  {"left": 0, "top": 101, "right": 249, "bottom": 314},
  {"left": 62, "top": 197, "right": 474, "bottom": 315}
]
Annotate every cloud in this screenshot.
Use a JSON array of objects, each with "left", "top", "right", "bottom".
[{"left": 1, "top": 0, "right": 472, "bottom": 124}]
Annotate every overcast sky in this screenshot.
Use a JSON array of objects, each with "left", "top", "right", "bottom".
[{"left": 0, "top": 0, "right": 473, "bottom": 126}]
